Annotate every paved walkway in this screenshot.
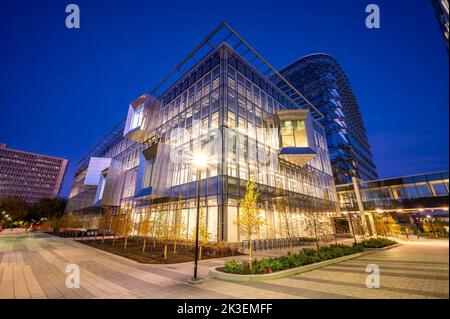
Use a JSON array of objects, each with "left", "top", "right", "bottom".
[{"left": 0, "top": 232, "right": 448, "bottom": 299}]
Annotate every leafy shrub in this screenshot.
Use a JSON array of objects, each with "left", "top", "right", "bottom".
[
  {"left": 302, "top": 248, "right": 317, "bottom": 256},
  {"left": 224, "top": 259, "right": 238, "bottom": 273},
  {"left": 359, "top": 238, "right": 397, "bottom": 248},
  {"left": 222, "top": 244, "right": 364, "bottom": 274},
  {"left": 252, "top": 258, "right": 272, "bottom": 274},
  {"left": 224, "top": 259, "right": 250, "bottom": 273}
]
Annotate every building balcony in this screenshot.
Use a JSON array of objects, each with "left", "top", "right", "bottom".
[
  {"left": 123, "top": 93, "right": 160, "bottom": 143},
  {"left": 134, "top": 143, "right": 172, "bottom": 199},
  {"left": 94, "top": 167, "right": 124, "bottom": 207},
  {"left": 83, "top": 157, "right": 112, "bottom": 185},
  {"left": 276, "top": 109, "right": 318, "bottom": 167},
  {"left": 279, "top": 146, "right": 317, "bottom": 167}
]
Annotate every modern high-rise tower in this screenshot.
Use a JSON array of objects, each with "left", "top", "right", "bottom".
[
  {"left": 432, "top": 0, "right": 449, "bottom": 52},
  {"left": 274, "top": 54, "right": 378, "bottom": 185}
]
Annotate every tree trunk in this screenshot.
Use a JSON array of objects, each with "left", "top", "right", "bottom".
[
  {"left": 199, "top": 245, "right": 202, "bottom": 261},
  {"left": 249, "top": 238, "right": 253, "bottom": 269},
  {"left": 142, "top": 238, "right": 147, "bottom": 253},
  {"left": 173, "top": 240, "right": 177, "bottom": 254},
  {"left": 382, "top": 223, "right": 388, "bottom": 239},
  {"left": 112, "top": 235, "right": 116, "bottom": 246},
  {"left": 313, "top": 217, "right": 319, "bottom": 249},
  {"left": 124, "top": 236, "right": 128, "bottom": 249},
  {"left": 163, "top": 244, "right": 167, "bottom": 259}
]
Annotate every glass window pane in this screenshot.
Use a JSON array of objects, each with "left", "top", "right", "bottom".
[
  {"left": 431, "top": 182, "right": 448, "bottom": 195},
  {"left": 293, "top": 120, "right": 307, "bottom": 147},
  {"left": 415, "top": 183, "right": 432, "bottom": 197}
]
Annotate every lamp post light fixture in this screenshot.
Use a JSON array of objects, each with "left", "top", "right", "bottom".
[{"left": 191, "top": 151, "right": 208, "bottom": 282}]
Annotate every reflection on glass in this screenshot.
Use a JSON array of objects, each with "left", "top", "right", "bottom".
[
  {"left": 280, "top": 120, "right": 307, "bottom": 147},
  {"left": 131, "top": 105, "right": 144, "bottom": 130}
]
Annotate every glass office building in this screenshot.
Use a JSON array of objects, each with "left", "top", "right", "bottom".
[
  {"left": 273, "top": 54, "right": 378, "bottom": 185},
  {"left": 66, "top": 25, "right": 339, "bottom": 242},
  {"left": 335, "top": 171, "right": 449, "bottom": 236},
  {"left": 337, "top": 171, "right": 449, "bottom": 212}
]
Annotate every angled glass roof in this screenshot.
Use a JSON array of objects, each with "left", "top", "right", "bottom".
[
  {"left": 76, "top": 118, "right": 125, "bottom": 173},
  {"left": 150, "top": 22, "right": 322, "bottom": 117}
]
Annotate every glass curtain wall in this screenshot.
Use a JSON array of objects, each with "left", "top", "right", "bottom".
[{"left": 89, "top": 44, "right": 339, "bottom": 243}]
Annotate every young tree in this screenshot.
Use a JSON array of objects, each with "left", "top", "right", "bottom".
[
  {"left": 138, "top": 212, "right": 152, "bottom": 253},
  {"left": 58, "top": 214, "right": 82, "bottom": 235},
  {"left": 304, "top": 212, "right": 329, "bottom": 249},
  {"left": 101, "top": 207, "right": 114, "bottom": 244},
  {"left": 153, "top": 208, "right": 170, "bottom": 258},
  {"left": 278, "top": 206, "right": 297, "bottom": 249},
  {"left": 170, "top": 208, "right": 186, "bottom": 254},
  {"left": 41, "top": 217, "right": 59, "bottom": 232},
  {"left": 372, "top": 213, "right": 388, "bottom": 238},
  {"left": 170, "top": 196, "right": 186, "bottom": 254},
  {"left": 237, "top": 180, "right": 264, "bottom": 269},
  {"left": 383, "top": 214, "right": 400, "bottom": 237},
  {"left": 423, "top": 219, "right": 446, "bottom": 237},
  {"left": 110, "top": 213, "right": 122, "bottom": 246},
  {"left": 196, "top": 207, "right": 211, "bottom": 261},
  {"left": 122, "top": 209, "right": 133, "bottom": 249}
]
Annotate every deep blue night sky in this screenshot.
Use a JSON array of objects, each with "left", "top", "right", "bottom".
[{"left": 0, "top": 0, "right": 448, "bottom": 197}]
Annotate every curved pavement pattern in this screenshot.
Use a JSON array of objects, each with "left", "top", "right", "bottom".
[{"left": 0, "top": 232, "right": 448, "bottom": 299}]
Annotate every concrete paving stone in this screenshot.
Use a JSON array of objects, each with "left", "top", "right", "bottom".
[{"left": 0, "top": 232, "right": 448, "bottom": 299}]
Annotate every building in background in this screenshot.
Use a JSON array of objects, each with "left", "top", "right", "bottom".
[
  {"left": 0, "top": 143, "right": 68, "bottom": 204},
  {"left": 66, "top": 24, "right": 342, "bottom": 242},
  {"left": 432, "top": 0, "right": 449, "bottom": 52},
  {"left": 336, "top": 171, "right": 449, "bottom": 235},
  {"left": 273, "top": 54, "right": 378, "bottom": 185}
]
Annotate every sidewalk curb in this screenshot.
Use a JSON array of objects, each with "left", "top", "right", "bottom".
[
  {"left": 209, "top": 251, "right": 373, "bottom": 282},
  {"left": 364, "top": 243, "right": 401, "bottom": 252}
]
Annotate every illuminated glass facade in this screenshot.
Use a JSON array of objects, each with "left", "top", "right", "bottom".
[
  {"left": 337, "top": 171, "right": 449, "bottom": 212},
  {"left": 274, "top": 54, "right": 378, "bottom": 185},
  {"left": 66, "top": 34, "right": 340, "bottom": 242}
]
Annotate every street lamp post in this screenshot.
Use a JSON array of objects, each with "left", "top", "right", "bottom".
[
  {"left": 191, "top": 152, "right": 208, "bottom": 282},
  {"left": 193, "top": 169, "right": 201, "bottom": 281}
]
